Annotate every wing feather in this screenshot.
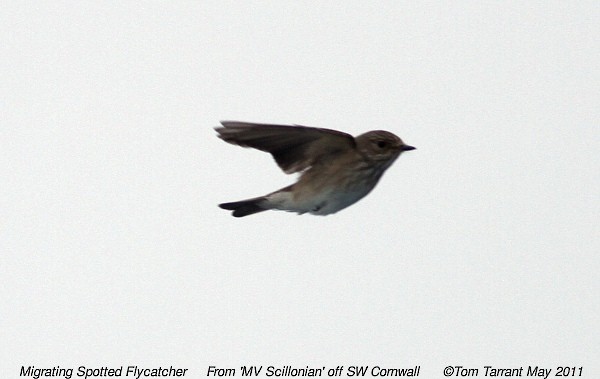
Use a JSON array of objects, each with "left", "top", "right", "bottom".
[{"left": 215, "top": 121, "right": 356, "bottom": 174}]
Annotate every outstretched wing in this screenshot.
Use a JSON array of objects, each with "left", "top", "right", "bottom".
[{"left": 215, "top": 121, "right": 356, "bottom": 174}]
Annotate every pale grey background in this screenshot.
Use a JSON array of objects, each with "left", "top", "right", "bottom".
[{"left": 1, "top": 1, "right": 599, "bottom": 377}]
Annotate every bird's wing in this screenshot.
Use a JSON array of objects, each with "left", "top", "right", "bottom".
[{"left": 215, "top": 121, "right": 356, "bottom": 174}]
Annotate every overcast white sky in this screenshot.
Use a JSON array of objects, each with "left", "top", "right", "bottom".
[{"left": 2, "top": 1, "right": 599, "bottom": 377}]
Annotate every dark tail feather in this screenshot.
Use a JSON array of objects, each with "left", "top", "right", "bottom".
[{"left": 219, "top": 197, "right": 267, "bottom": 217}]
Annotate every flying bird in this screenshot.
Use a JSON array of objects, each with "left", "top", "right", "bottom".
[{"left": 215, "top": 121, "right": 415, "bottom": 217}]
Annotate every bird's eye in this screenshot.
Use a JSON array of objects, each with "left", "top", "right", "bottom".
[{"left": 377, "top": 140, "right": 387, "bottom": 148}]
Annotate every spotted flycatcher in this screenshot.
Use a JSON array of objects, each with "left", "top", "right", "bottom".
[{"left": 216, "top": 121, "right": 415, "bottom": 217}]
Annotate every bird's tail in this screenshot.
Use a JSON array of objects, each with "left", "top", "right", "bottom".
[{"left": 219, "top": 197, "right": 268, "bottom": 217}]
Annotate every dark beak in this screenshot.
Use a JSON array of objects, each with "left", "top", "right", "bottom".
[{"left": 402, "top": 145, "right": 416, "bottom": 151}]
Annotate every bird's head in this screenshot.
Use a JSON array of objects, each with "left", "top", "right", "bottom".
[{"left": 356, "top": 130, "right": 415, "bottom": 164}]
